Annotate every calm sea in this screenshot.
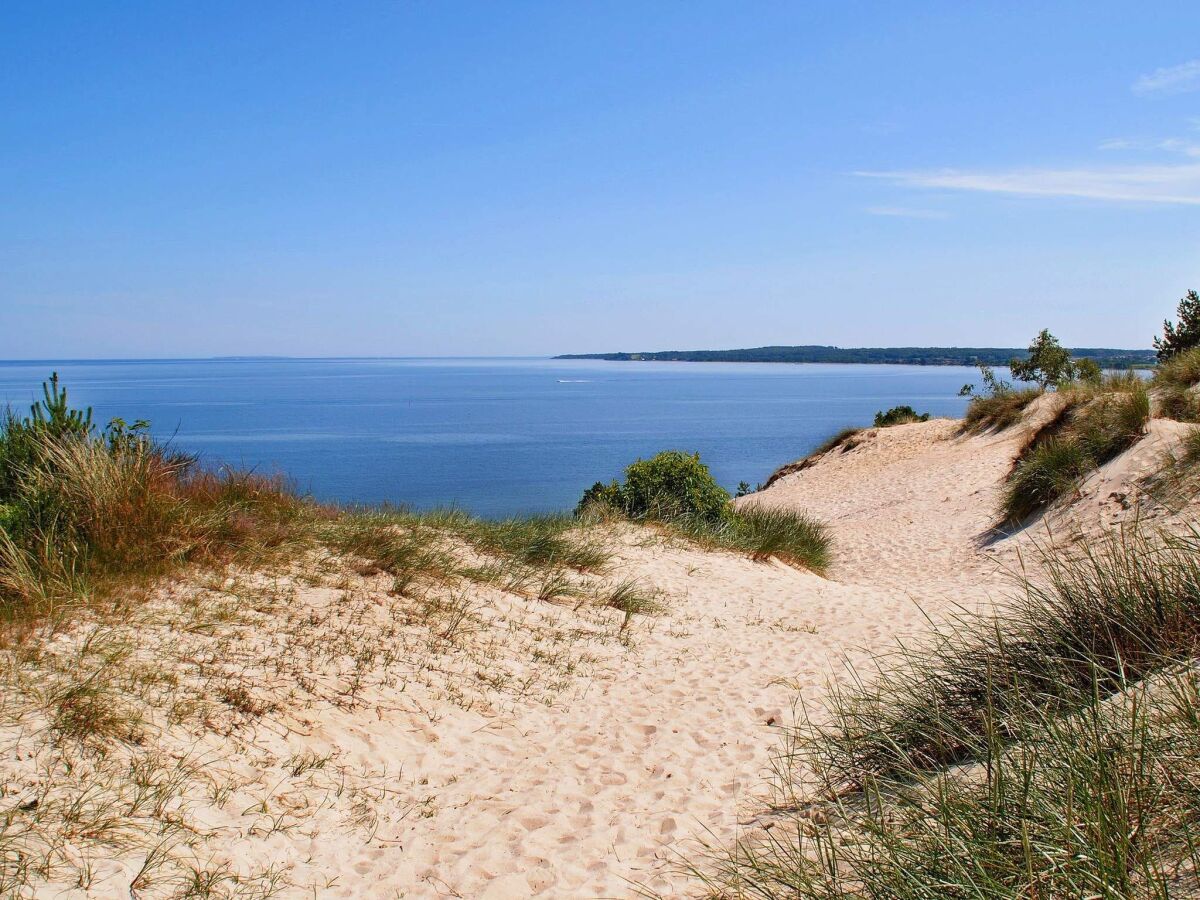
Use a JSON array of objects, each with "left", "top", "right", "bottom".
[{"left": 0, "top": 358, "right": 975, "bottom": 517}]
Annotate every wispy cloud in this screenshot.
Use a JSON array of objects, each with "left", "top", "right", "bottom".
[
  {"left": 1133, "top": 59, "right": 1200, "bottom": 95},
  {"left": 1099, "top": 136, "right": 1200, "bottom": 157},
  {"left": 857, "top": 164, "right": 1200, "bottom": 205},
  {"left": 864, "top": 206, "right": 950, "bottom": 220}
]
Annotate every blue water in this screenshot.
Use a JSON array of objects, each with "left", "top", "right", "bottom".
[{"left": 0, "top": 358, "right": 976, "bottom": 517}]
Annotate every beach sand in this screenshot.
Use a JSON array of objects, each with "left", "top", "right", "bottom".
[{"left": 5, "top": 412, "right": 1189, "bottom": 898}]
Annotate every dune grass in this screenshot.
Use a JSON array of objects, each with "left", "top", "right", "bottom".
[
  {"left": 999, "top": 377, "right": 1149, "bottom": 525},
  {"left": 0, "top": 429, "right": 312, "bottom": 625},
  {"left": 435, "top": 510, "right": 611, "bottom": 572},
  {"left": 598, "top": 578, "right": 662, "bottom": 630},
  {"left": 1153, "top": 345, "right": 1200, "bottom": 422},
  {"left": 960, "top": 387, "right": 1042, "bottom": 434},
  {"left": 694, "top": 525, "right": 1200, "bottom": 897},
  {"left": 804, "top": 526, "right": 1200, "bottom": 788},
  {"left": 676, "top": 506, "right": 832, "bottom": 574},
  {"left": 318, "top": 511, "right": 459, "bottom": 595}
]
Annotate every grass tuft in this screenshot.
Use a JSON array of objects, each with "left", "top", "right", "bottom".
[
  {"left": 1, "top": 427, "right": 311, "bottom": 625},
  {"left": 1153, "top": 345, "right": 1200, "bottom": 421},
  {"left": 999, "top": 379, "right": 1149, "bottom": 525},
  {"left": 599, "top": 578, "right": 661, "bottom": 629},
  {"left": 680, "top": 506, "right": 832, "bottom": 574},
  {"left": 960, "top": 387, "right": 1042, "bottom": 433}
]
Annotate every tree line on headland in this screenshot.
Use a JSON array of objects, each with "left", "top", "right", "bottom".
[{"left": 556, "top": 345, "right": 1156, "bottom": 368}]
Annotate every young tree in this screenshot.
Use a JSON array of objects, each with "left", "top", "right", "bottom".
[
  {"left": 1073, "top": 357, "right": 1103, "bottom": 385},
  {"left": 958, "top": 364, "right": 1012, "bottom": 398},
  {"left": 1009, "top": 329, "right": 1075, "bottom": 389},
  {"left": 1154, "top": 289, "right": 1200, "bottom": 362}
]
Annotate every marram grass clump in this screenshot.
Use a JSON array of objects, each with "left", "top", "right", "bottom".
[
  {"left": 999, "top": 377, "right": 1149, "bottom": 525},
  {"left": 674, "top": 505, "right": 831, "bottom": 573},
  {"left": 1153, "top": 344, "right": 1200, "bottom": 422},
  {"left": 960, "top": 387, "right": 1042, "bottom": 433},
  {"left": 0, "top": 377, "right": 311, "bottom": 623},
  {"left": 759, "top": 428, "right": 864, "bottom": 490}
]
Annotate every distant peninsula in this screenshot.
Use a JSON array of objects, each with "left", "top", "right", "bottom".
[{"left": 555, "top": 345, "right": 1156, "bottom": 368}]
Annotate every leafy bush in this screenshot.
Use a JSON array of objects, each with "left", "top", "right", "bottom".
[
  {"left": 575, "top": 479, "right": 624, "bottom": 515},
  {"left": 1008, "top": 328, "right": 1076, "bottom": 388},
  {"left": 622, "top": 451, "right": 731, "bottom": 522},
  {"left": 873, "top": 405, "right": 930, "bottom": 427},
  {"left": 1073, "top": 356, "right": 1103, "bottom": 385},
  {"left": 576, "top": 450, "right": 730, "bottom": 523}
]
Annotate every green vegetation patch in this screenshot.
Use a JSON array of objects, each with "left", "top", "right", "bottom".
[
  {"left": 873, "top": 405, "right": 930, "bottom": 427},
  {"left": 578, "top": 450, "right": 831, "bottom": 573},
  {"left": 1153, "top": 344, "right": 1200, "bottom": 422},
  {"left": 1000, "top": 377, "right": 1150, "bottom": 525},
  {"left": 0, "top": 375, "right": 312, "bottom": 623}
]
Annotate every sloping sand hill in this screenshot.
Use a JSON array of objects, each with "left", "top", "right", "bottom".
[{"left": 4, "top": 412, "right": 1192, "bottom": 898}]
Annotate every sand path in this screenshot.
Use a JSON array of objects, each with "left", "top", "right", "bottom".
[
  {"left": 299, "top": 419, "right": 1028, "bottom": 897},
  {"left": 15, "top": 419, "right": 1043, "bottom": 898}
]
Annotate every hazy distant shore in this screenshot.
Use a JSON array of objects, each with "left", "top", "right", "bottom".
[{"left": 556, "top": 344, "right": 1157, "bottom": 368}]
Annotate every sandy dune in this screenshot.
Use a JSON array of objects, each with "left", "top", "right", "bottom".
[{"left": 5, "top": 413, "right": 1188, "bottom": 898}]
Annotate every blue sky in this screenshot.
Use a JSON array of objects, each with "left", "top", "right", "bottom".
[{"left": 3, "top": 2, "right": 1199, "bottom": 358}]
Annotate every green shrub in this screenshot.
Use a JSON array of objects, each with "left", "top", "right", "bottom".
[
  {"left": 576, "top": 450, "right": 731, "bottom": 524},
  {"left": 574, "top": 479, "right": 624, "bottom": 516},
  {"left": 1154, "top": 288, "right": 1200, "bottom": 362},
  {"left": 1008, "top": 328, "right": 1076, "bottom": 388},
  {"left": 621, "top": 451, "right": 731, "bottom": 522},
  {"left": 873, "top": 405, "right": 930, "bottom": 427},
  {"left": 1073, "top": 356, "right": 1103, "bottom": 385}
]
